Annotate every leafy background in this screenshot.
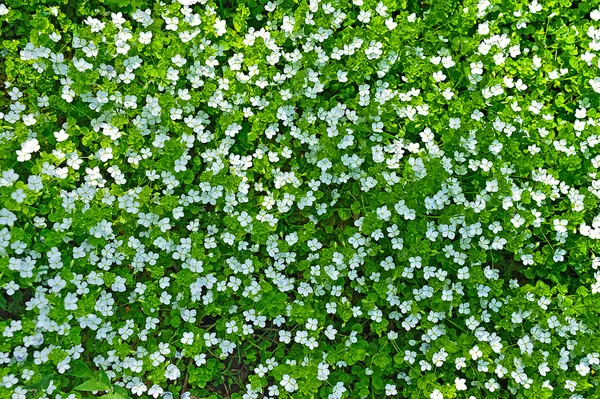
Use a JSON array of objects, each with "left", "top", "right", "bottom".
[{"left": 1, "top": 0, "right": 600, "bottom": 398}]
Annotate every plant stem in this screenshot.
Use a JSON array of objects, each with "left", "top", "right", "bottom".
[{"left": 181, "top": 357, "right": 193, "bottom": 393}]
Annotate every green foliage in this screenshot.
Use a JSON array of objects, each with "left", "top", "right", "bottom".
[{"left": 1, "top": 0, "right": 600, "bottom": 398}]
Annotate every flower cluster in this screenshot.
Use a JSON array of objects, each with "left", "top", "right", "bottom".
[{"left": 1, "top": 0, "right": 600, "bottom": 398}]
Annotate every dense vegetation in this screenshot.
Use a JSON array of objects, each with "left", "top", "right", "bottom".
[{"left": 1, "top": 0, "right": 600, "bottom": 398}]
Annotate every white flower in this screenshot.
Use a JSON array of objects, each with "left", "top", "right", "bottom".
[
  {"left": 564, "top": 380, "right": 577, "bottom": 392},
  {"left": 131, "top": 381, "right": 147, "bottom": 396},
  {"left": 238, "top": 211, "right": 252, "bottom": 227},
  {"left": 324, "top": 325, "right": 337, "bottom": 339},
  {"left": 214, "top": 18, "right": 227, "bottom": 36},
  {"left": 317, "top": 362, "right": 330, "bottom": 381},
  {"left": 2, "top": 374, "right": 18, "bottom": 388},
  {"left": 385, "top": 18, "right": 397, "bottom": 30},
  {"left": 528, "top": 0, "right": 542, "bottom": 13},
  {"left": 365, "top": 41, "right": 383, "bottom": 60},
  {"left": 194, "top": 354, "right": 207, "bottom": 366},
  {"left": 469, "top": 345, "right": 483, "bottom": 360},
  {"left": 181, "top": 332, "right": 194, "bottom": 345},
  {"left": 455, "top": 378, "right": 467, "bottom": 391},
  {"left": 553, "top": 219, "right": 568, "bottom": 233},
  {"left": 11, "top": 189, "right": 26, "bottom": 203},
  {"left": 281, "top": 15, "right": 295, "bottom": 33},
  {"left": 433, "top": 70, "right": 446, "bottom": 82},
  {"left": 358, "top": 11, "right": 371, "bottom": 23},
  {"left": 4, "top": 281, "right": 19, "bottom": 296},
  {"left": 148, "top": 385, "right": 163, "bottom": 398},
  {"left": 204, "top": 332, "right": 218, "bottom": 347},
  {"left": 280, "top": 374, "right": 298, "bottom": 392},
  {"left": 305, "top": 318, "right": 318, "bottom": 330},
  {"left": 64, "top": 292, "right": 78, "bottom": 310},
  {"left": 265, "top": 1, "right": 277, "bottom": 12},
  {"left": 164, "top": 364, "right": 181, "bottom": 380},
  {"left": 139, "top": 31, "right": 152, "bottom": 44},
  {"left": 375, "top": 2, "right": 388, "bottom": 16},
  {"left": 589, "top": 78, "right": 600, "bottom": 94},
  {"left": 385, "top": 384, "right": 397, "bottom": 395},
  {"left": 54, "top": 129, "right": 69, "bottom": 142},
  {"left": 430, "top": 389, "right": 443, "bottom": 399}
]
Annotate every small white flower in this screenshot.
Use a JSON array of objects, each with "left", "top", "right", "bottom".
[
  {"left": 148, "top": 385, "right": 163, "bottom": 398},
  {"left": 139, "top": 31, "right": 153, "bottom": 44},
  {"left": 1, "top": 374, "right": 18, "bottom": 388},
  {"left": 455, "top": 378, "right": 467, "bottom": 391},
  {"left": 54, "top": 129, "right": 69, "bottom": 142},
  {"left": 590, "top": 78, "right": 600, "bottom": 94},
  {"left": 358, "top": 10, "right": 371, "bottom": 23},
  {"left": 64, "top": 292, "right": 78, "bottom": 310},
  {"left": 164, "top": 364, "right": 181, "bottom": 380},
  {"left": 11, "top": 189, "right": 26, "bottom": 203},
  {"left": 280, "top": 374, "right": 298, "bottom": 392},
  {"left": 433, "top": 70, "right": 446, "bottom": 82},
  {"left": 430, "top": 389, "right": 443, "bottom": 399},
  {"left": 48, "top": 32, "right": 61, "bottom": 42},
  {"left": 385, "top": 384, "right": 397, "bottom": 395},
  {"left": 214, "top": 18, "right": 227, "bottom": 36},
  {"left": 469, "top": 345, "right": 483, "bottom": 360},
  {"left": 180, "top": 332, "right": 194, "bottom": 345},
  {"left": 194, "top": 354, "right": 207, "bottom": 366},
  {"left": 385, "top": 18, "right": 397, "bottom": 30},
  {"left": 528, "top": 0, "right": 542, "bottom": 13},
  {"left": 281, "top": 15, "right": 295, "bottom": 33},
  {"left": 305, "top": 318, "right": 318, "bottom": 330}
]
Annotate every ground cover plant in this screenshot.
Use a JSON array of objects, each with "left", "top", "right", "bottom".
[{"left": 1, "top": 0, "right": 600, "bottom": 398}]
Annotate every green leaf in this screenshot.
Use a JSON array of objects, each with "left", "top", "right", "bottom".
[
  {"left": 99, "top": 394, "right": 127, "bottom": 399},
  {"left": 576, "top": 286, "right": 589, "bottom": 297},
  {"left": 68, "top": 360, "right": 95, "bottom": 379},
  {"left": 113, "top": 384, "right": 130, "bottom": 398},
  {"left": 74, "top": 379, "right": 111, "bottom": 392},
  {"left": 23, "top": 374, "right": 54, "bottom": 391},
  {"left": 338, "top": 208, "right": 351, "bottom": 221},
  {"left": 372, "top": 352, "right": 392, "bottom": 369},
  {"left": 98, "top": 370, "right": 111, "bottom": 387}
]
